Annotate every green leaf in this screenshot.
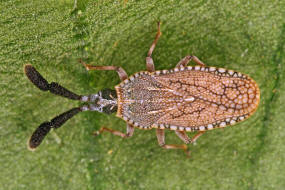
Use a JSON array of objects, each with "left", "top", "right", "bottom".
[{"left": 1, "top": 0, "right": 285, "bottom": 189}]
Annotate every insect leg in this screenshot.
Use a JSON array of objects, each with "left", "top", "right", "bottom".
[
  {"left": 79, "top": 60, "right": 128, "bottom": 81},
  {"left": 146, "top": 22, "right": 161, "bottom": 72},
  {"left": 156, "top": 129, "right": 190, "bottom": 156},
  {"left": 175, "top": 55, "right": 206, "bottom": 67},
  {"left": 93, "top": 124, "right": 134, "bottom": 138},
  {"left": 191, "top": 56, "right": 206, "bottom": 66},
  {"left": 175, "top": 55, "right": 192, "bottom": 67},
  {"left": 175, "top": 131, "right": 191, "bottom": 144},
  {"left": 175, "top": 130, "right": 205, "bottom": 144},
  {"left": 191, "top": 131, "right": 205, "bottom": 143}
]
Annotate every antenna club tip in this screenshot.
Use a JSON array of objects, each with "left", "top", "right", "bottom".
[
  {"left": 27, "top": 138, "right": 37, "bottom": 152},
  {"left": 24, "top": 64, "right": 33, "bottom": 73},
  {"left": 27, "top": 122, "right": 52, "bottom": 150}
]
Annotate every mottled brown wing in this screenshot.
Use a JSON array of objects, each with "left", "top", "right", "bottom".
[{"left": 115, "top": 66, "right": 260, "bottom": 131}]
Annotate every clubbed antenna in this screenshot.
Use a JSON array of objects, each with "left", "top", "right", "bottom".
[
  {"left": 24, "top": 64, "right": 82, "bottom": 100},
  {"left": 28, "top": 107, "right": 82, "bottom": 151}
]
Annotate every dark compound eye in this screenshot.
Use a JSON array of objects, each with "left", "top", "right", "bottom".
[
  {"left": 102, "top": 104, "right": 118, "bottom": 114},
  {"left": 101, "top": 89, "right": 117, "bottom": 100}
]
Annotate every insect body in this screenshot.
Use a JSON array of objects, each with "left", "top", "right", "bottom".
[
  {"left": 116, "top": 67, "right": 259, "bottom": 132},
  {"left": 25, "top": 23, "right": 260, "bottom": 155}
]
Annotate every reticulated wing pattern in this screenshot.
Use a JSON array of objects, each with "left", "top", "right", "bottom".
[{"left": 116, "top": 66, "right": 259, "bottom": 131}]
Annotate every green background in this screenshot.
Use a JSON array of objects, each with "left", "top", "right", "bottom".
[{"left": 1, "top": 0, "right": 285, "bottom": 189}]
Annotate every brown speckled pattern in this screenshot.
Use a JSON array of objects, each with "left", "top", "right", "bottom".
[{"left": 115, "top": 66, "right": 260, "bottom": 132}]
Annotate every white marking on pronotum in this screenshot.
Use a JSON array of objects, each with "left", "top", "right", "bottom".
[{"left": 129, "top": 76, "right": 135, "bottom": 81}]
